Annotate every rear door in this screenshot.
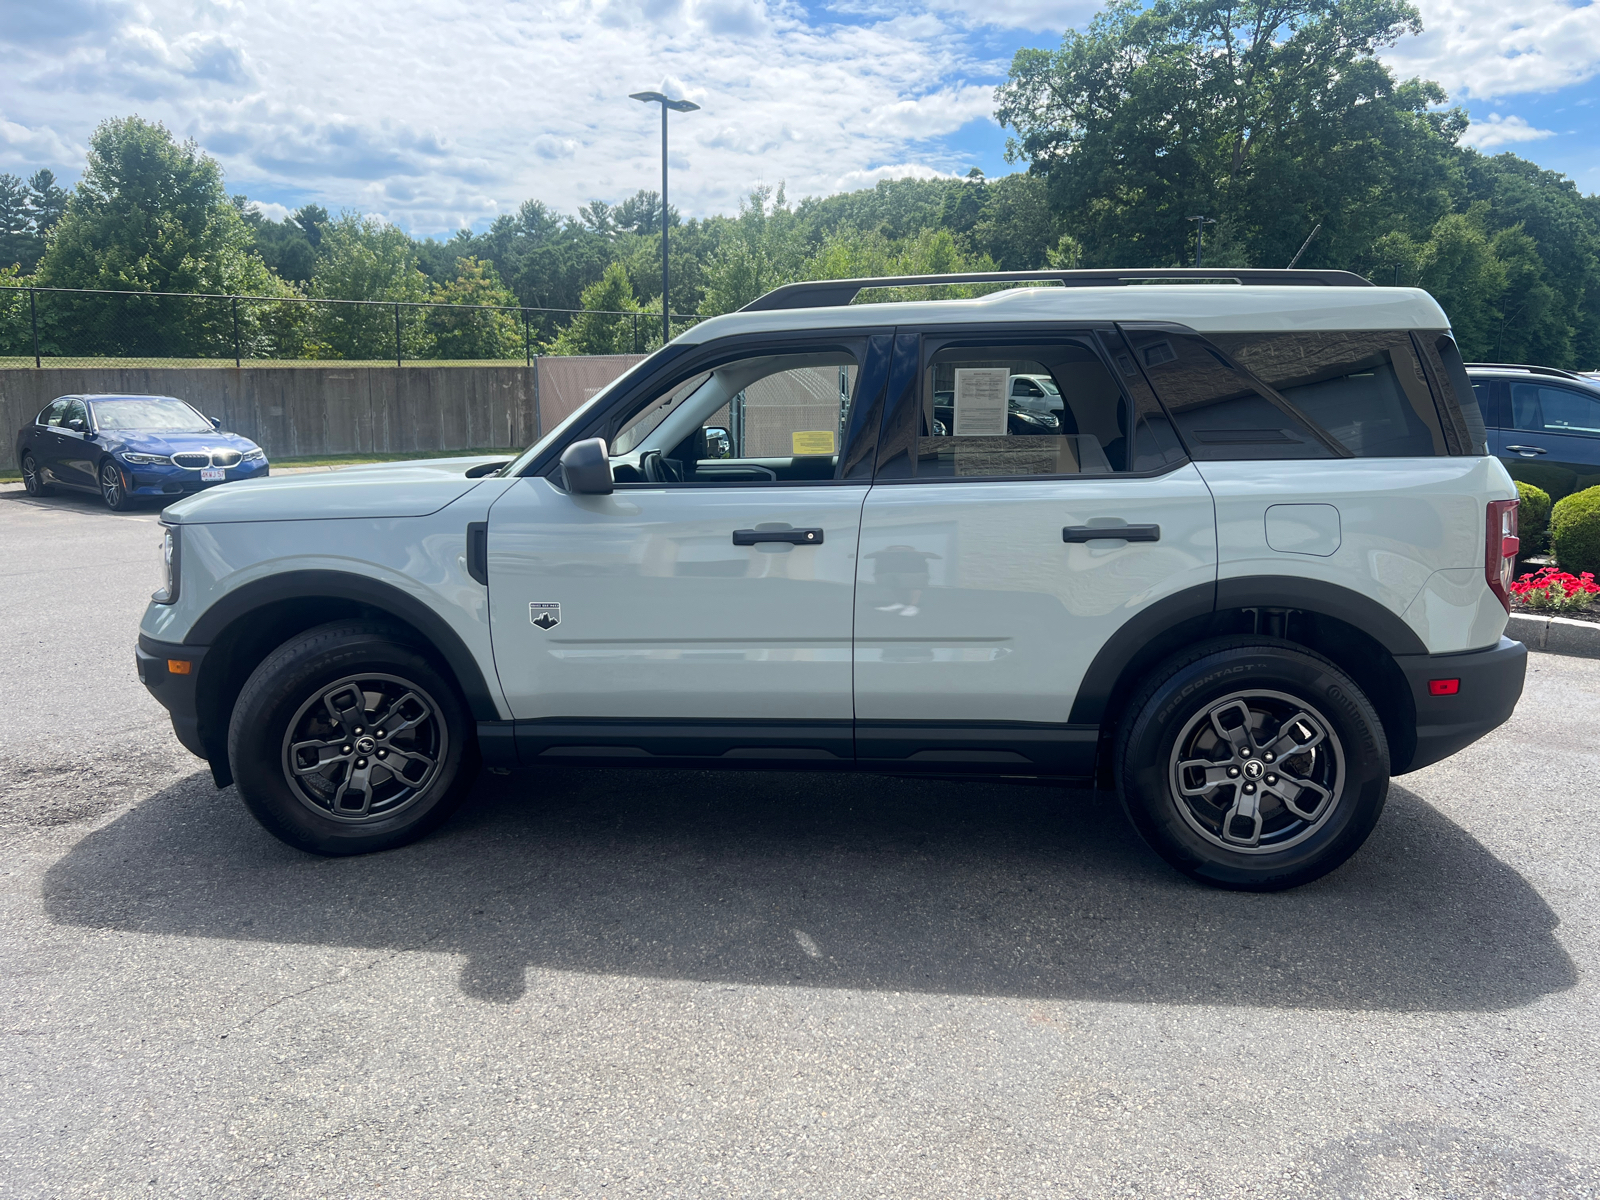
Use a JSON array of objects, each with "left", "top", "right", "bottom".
[
  {"left": 852, "top": 327, "right": 1215, "bottom": 776},
  {"left": 1501, "top": 379, "right": 1600, "bottom": 500}
]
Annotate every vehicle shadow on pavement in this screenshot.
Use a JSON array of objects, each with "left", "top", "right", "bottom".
[{"left": 42, "top": 766, "right": 1575, "bottom": 1012}]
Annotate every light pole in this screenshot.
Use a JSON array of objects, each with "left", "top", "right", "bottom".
[
  {"left": 629, "top": 90, "right": 699, "bottom": 344},
  {"left": 1187, "top": 214, "right": 1216, "bottom": 268}
]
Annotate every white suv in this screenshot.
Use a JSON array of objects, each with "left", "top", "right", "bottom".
[{"left": 136, "top": 269, "right": 1526, "bottom": 891}]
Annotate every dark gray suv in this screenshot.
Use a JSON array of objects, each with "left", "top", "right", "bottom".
[{"left": 1467, "top": 363, "right": 1600, "bottom": 501}]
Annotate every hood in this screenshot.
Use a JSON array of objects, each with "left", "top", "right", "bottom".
[
  {"left": 162, "top": 455, "right": 509, "bottom": 524},
  {"left": 106, "top": 429, "right": 261, "bottom": 456}
]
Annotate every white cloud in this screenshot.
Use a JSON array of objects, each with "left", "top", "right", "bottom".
[
  {"left": 834, "top": 163, "right": 962, "bottom": 190},
  {"left": 917, "top": 0, "right": 1097, "bottom": 32},
  {"left": 1457, "top": 112, "right": 1557, "bottom": 150},
  {"left": 0, "top": 0, "right": 1010, "bottom": 232},
  {"left": 1383, "top": 0, "right": 1600, "bottom": 98},
  {"left": 248, "top": 199, "right": 291, "bottom": 221}
]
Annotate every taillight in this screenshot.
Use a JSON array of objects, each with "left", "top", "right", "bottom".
[{"left": 1486, "top": 498, "right": 1519, "bottom": 613}]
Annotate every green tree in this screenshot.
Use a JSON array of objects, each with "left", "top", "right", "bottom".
[
  {"left": 1373, "top": 207, "right": 1507, "bottom": 358},
  {"left": 0, "top": 175, "right": 34, "bottom": 271},
  {"left": 995, "top": 0, "right": 1463, "bottom": 269},
  {"left": 33, "top": 116, "right": 287, "bottom": 359},
  {"left": 549, "top": 261, "right": 647, "bottom": 355},
  {"left": 698, "top": 185, "right": 806, "bottom": 315},
  {"left": 427, "top": 256, "right": 524, "bottom": 360},
  {"left": 307, "top": 211, "right": 433, "bottom": 360}
]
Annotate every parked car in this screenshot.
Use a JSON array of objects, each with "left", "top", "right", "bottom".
[
  {"left": 1464, "top": 363, "right": 1600, "bottom": 502},
  {"left": 136, "top": 268, "right": 1524, "bottom": 891},
  {"left": 17, "top": 394, "right": 269, "bottom": 510},
  {"left": 1008, "top": 372, "right": 1065, "bottom": 417}
]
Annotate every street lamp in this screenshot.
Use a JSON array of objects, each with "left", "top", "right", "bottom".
[
  {"left": 630, "top": 90, "right": 700, "bottom": 344},
  {"left": 1187, "top": 214, "right": 1216, "bottom": 269}
]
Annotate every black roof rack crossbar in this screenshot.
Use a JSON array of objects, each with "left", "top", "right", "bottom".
[
  {"left": 1463, "top": 362, "right": 1587, "bottom": 382},
  {"left": 740, "top": 268, "right": 1375, "bottom": 312}
]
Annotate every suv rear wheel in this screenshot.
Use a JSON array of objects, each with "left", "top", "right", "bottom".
[
  {"left": 1115, "top": 639, "right": 1389, "bottom": 891},
  {"left": 227, "top": 621, "right": 479, "bottom": 855}
]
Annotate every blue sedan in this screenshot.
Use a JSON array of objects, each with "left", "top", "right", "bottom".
[{"left": 16, "top": 393, "right": 269, "bottom": 510}]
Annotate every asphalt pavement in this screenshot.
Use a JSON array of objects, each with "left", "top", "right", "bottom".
[{"left": 2, "top": 481, "right": 1598, "bottom": 1198}]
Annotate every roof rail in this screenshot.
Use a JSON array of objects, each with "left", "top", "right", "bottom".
[
  {"left": 1463, "top": 363, "right": 1587, "bottom": 382},
  {"left": 740, "top": 268, "right": 1375, "bottom": 312}
]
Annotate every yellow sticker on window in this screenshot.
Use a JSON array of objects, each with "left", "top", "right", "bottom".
[{"left": 792, "top": 430, "right": 836, "bottom": 456}]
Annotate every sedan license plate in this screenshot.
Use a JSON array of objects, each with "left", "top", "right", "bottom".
[{"left": 201, "top": 468, "right": 226, "bottom": 482}]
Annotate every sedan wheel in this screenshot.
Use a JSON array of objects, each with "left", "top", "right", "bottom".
[
  {"left": 21, "top": 452, "right": 51, "bottom": 496},
  {"left": 99, "top": 459, "right": 133, "bottom": 510}
]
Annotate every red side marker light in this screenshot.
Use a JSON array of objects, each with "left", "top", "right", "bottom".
[{"left": 1428, "top": 678, "right": 1460, "bottom": 696}]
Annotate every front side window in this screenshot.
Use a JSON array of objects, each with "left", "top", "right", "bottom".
[
  {"left": 605, "top": 349, "right": 861, "bottom": 485},
  {"left": 62, "top": 399, "right": 89, "bottom": 430},
  {"left": 38, "top": 400, "right": 68, "bottom": 426},
  {"left": 1208, "top": 331, "right": 1449, "bottom": 457},
  {"left": 910, "top": 339, "right": 1182, "bottom": 480},
  {"left": 1511, "top": 383, "right": 1600, "bottom": 436}
]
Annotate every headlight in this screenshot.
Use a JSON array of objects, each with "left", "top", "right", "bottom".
[
  {"left": 242, "top": 448, "right": 266, "bottom": 462},
  {"left": 122, "top": 452, "right": 173, "bottom": 465},
  {"left": 153, "top": 525, "right": 180, "bottom": 604}
]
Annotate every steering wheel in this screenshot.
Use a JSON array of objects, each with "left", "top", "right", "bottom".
[{"left": 641, "top": 450, "right": 685, "bottom": 483}]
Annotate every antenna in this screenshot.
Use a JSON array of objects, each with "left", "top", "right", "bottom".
[{"left": 1287, "top": 223, "right": 1323, "bottom": 270}]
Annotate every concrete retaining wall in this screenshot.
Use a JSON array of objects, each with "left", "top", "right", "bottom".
[{"left": 0, "top": 355, "right": 647, "bottom": 471}]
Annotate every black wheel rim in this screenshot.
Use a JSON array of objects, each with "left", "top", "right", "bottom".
[
  {"left": 280, "top": 673, "right": 447, "bottom": 824},
  {"left": 100, "top": 462, "right": 123, "bottom": 506},
  {"left": 1167, "top": 688, "right": 1345, "bottom": 854},
  {"left": 22, "top": 455, "right": 40, "bottom": 493}
]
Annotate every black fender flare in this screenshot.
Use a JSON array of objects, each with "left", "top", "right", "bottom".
[
  {"left": 1068, "top": 575, "right": 1426, "bottom": 727},
  {"left": 185, "top": 569, "right": 501, "bottom": 721}
]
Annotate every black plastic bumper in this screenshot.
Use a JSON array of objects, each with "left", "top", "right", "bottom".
[
  {"left": 136, "top": 634, "right": 209, "bottom": 761},
  {"left": 1393, "top": 635, "right": 1526, "bottom": 774}
]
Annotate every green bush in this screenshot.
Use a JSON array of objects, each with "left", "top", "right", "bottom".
[
  {"left": 1506, "top": 461, "right": 1577, "bottom": 502},
  {"left": 1516, "top": 481, "right": 1552, "bottom": 555},
  {"left": 1550, "top": 485, "right": 1600, "bottom": 579}
]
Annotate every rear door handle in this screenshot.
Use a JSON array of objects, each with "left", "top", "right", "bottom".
[
  {"left": 1064, "top": 524, "right": 1160, "bottom": 543},
  {"left": 733, "top": 527, "right": 824, "bottom": 546},
  {"left": 1504, "top": 445, "right": 1547, "bottom": 456}
]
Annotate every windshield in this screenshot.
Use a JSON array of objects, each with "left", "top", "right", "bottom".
[{"left": 90, "top": 397, "right": 212, "bottom": 432}]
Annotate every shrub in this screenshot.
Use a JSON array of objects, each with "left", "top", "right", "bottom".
[
  {"left": 1510, "top": 566, "right": 1599, "bottom": 612},
  {"left": 1550, "top": 485, "right": 1600, "bottom": 579},
  {"left": 1515, "top": 481, "right": 1552, "bottom": 555}
]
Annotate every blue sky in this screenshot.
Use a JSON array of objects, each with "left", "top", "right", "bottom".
[{"left": 0, "top": 0, "right": 1596, "bottom": 237}]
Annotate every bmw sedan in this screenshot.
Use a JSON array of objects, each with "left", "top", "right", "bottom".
[{"left": 16, "top": 393, "right": 269, "bottom": 510}]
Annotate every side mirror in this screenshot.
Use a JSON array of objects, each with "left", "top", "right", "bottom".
[
  {"left": 209, "top": 416, "right": 221, "bottom": 431},
  {"left": 702, "top": 426, "right": 731, "bottom": 459},
  {"left": 560, "top": 437, "right": 614, "bottom": 496},
  {"left": 66, "top": 418, "right": 87, "bottom": 433}
]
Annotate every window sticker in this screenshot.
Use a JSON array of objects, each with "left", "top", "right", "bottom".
[
  {"left": 791, "top": 430, "right": 836, "bottom": 455},
  {"left": 953, "top": 367, "right": 1008, "bottom": 436}
]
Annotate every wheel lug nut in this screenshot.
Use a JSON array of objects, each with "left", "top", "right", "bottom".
[
  {"left": 342, "top": 745, "right": 352, "bottom": 754},
  {"left": 354, "top": 727, "right": 363, "bottom": 734},
  {"left": 1239, "top": 747, "right": 1251, "bottom": 757},
  {"left": 1266, "top": 774, "right": 1277, "bottom": 785},
  {"left": 1227, "top": 766, "right": 1241, "bottom": 778},
  {"left": 1243, "top": 783, "right": 1256, "bottom": 794},
  {"left": 356, "top": 758, "right": 367, "bottom": 768},
  {"left": 377, "top": 749, "right": 387, "bottom": 758},
  {"left": 376, "top": 730, "right": 385, "bottom": 738},
  {"left": 1264, "top": 752, "right": 1275, "bottom": 763}
]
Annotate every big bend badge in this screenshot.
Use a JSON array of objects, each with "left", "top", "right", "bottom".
[{"left": 529, "top": 602, "right": 560, "bottom": 630}]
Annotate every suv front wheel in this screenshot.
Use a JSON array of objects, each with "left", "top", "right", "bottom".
[
  {"left": 1115, "top": 639, "right": 1390, "bottom": 891},
  {"left": 228, "top": 622, "right": 479, "bottom": 855}
]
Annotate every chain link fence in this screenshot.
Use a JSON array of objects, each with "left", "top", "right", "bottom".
[{"left": 0, "top": 285, "right": 701, "bottom": 368}]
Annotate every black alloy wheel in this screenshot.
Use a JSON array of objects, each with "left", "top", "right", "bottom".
[
  {"left": 1115, "top": 638, "right": 1390, "bottom": 891},
  {"left": 99, "top": 459, "right": 133, "bottom": 510},
  {"left": 228, "top": 621, "right": 478, "bottom": 855},
  {"left": 21, "top": 452, "right": 51, "bottom": 496}
]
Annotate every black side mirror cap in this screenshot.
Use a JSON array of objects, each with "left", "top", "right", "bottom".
[
  {"left": 560, "top": 438, "right": 614, "bottom": 495},
  {"left": 210, "top": 417, "right": 222, "bottom": 430}
]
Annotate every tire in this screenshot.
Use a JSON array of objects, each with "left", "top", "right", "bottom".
[
  {"left": 1114, "top": 638, "right": 1390, "bottom": 892},
  {"left": 99, "top": 458, "right": 133, "bottom": 511},
  {"left": 21, "top": 452, "right": 51, "bottom": 496},
  {"left": 227, "top": 621, "right": 479, "bottom": 855}
]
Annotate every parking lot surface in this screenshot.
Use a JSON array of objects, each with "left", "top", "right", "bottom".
[{"left": 2, "top": 482, "right": 1598, "bottom": 1198}]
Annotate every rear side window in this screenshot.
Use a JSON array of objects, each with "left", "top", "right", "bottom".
[
  {"left": 1208, "top": 331, "right": 1448, "bottom": 457},
  {"left": 1118, "top": 327, "right": 1342, "bottom": 460}
]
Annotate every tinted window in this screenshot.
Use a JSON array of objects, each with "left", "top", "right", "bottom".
[
  {"left": 1120, "top": 328, "right": 1339, "bottom": 460},
  {"left": 1209, "top": 331, "right": 1448, "bottom": 457},
  {"left": 1470, "top": 380, "right": 1496, "bottom": 427},
  {"left": 912, "top": 339, "right": 1179, "bottom": 479},
  {"left": 62, "top": 399, "right": 89, "bottom": 430},
  {"left": 37, "top": 400, "right": 68, "bottom": 426},
  {"left": 606, "top": 350, "right": 861, "bottom": 485},
  {"left": 90, "top": 398, "right": 212, "bottom": 432},
  {"left": 1510, "top": 383, "right": 1600, "bottom": 436}
]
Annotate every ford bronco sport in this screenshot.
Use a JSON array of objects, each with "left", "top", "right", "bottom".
[{"left": 136, "top": 268, "right": 1526, "bottom": 891}]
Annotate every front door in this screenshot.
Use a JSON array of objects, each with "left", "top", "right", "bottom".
[
  {"left": 1496, "top": 378, "right": 1600, "bottom": 501},
  {"left": 487, "top": 337, "right": 887, "bottom": 763},
  {"left": 853, "top": 328, "right": 1216, "bottom": 775}
]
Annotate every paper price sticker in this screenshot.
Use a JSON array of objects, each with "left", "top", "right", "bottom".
[{"left": 792, "top": 430, "right": 837, "bottom": 456}]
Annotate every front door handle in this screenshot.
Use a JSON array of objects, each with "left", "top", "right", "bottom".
[
  {"left": 1064, "top": 524, "right": 1160, "bottom": 543},
  {"left": 733, "top": 527, "right": 824, "bottom": 546},
  {"left": 1505, "top": 445, "right": 1547, "bottom": 456}
]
